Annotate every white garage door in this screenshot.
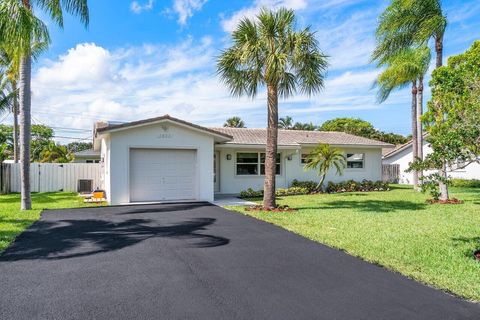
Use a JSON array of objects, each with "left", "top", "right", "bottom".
[{"left": 130, "top": 149, "right": 197, "bottom": 202}]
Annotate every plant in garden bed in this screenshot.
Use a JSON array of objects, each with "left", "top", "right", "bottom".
[{"left": 325, "top": 180, "right": 390, "bottom": 193}]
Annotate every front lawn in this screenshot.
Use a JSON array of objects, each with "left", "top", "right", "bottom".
[
  {"left": 229, "top": 185, "right": 480, "bottom": 302},
  {"left": 0, "top": 192, "right": 93, "bottom": 252}
]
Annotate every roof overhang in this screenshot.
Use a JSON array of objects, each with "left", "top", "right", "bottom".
[
  {"left": 215, "top": 143, "right": 301, "bottom": 150},
  {"left": 299, "top": 143, "right": 395, "bottom": 149}
]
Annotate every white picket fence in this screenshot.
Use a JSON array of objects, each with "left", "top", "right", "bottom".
[{"left": 2, "top": 163, "right": 103, "bottom": 193}]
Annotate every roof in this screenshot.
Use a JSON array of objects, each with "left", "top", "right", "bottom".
[
  {"left": 74, "top": 149, "right": 100, "bottom": 157},
  {"left": 95, "top": 115, "right": 233, "bottom": 141},
  {"left": 211, "top": 127, "right": 394, "bottom": 148},
  {"left": 382, "top": 133, "right": 428, "bottom": 159}
]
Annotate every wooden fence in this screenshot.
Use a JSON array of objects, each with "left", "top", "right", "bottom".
[
  {"left": 0, "top": 163, "right": 102, "bottom": 194},
  {"left": 382, "top": 164, "right": 400, "bottom": 183}
]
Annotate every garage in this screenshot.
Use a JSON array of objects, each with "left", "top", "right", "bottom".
[{"left": 130, "top": 148, "right": 197, "bottom": 202}]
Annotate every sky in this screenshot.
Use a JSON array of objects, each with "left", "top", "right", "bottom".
[{"left": 2, "top": 0, "right": 480, "bottom": 143}]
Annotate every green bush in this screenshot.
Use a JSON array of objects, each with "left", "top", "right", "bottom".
[
  {"left": 450, "top": 179, "right": 480, "bottom": 188},
  {"left": 239, "top": 188, "right": 264, "bottom": 198},
  {"left": 290, "top": 179, "right": 318, "bottom": 193},
  {"left": 276, "top": 187, "right": 309, "bottom": 196},
  {"left": 325, "top": 180, "right": 390, "bottom": 193}
]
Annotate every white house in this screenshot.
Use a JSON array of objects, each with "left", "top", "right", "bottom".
[
  {"left": 382, "top": 139, "right": 480, "bottom": 184},
  {"left": 93, "top": 115, "right": 393, "bottom": 205},
  {"left": 73, "top": 149, "right": 101, "bottom": 163}
]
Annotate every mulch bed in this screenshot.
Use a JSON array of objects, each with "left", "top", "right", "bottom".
[
  {"left": 474, "top": 250, "right": 480, "bottom": 262},
  {"left": 245, "top": 205, "right": 297, "bottom": 212},
  {"left": 426, "top": 198, "right": 464, "bottom": 204}
]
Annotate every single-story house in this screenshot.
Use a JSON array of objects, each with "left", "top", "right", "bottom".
[
  {"left": 73, "top": 149, "right": 101, "bottom": 163},
  {"left": 93, "top": 115, "right": 394, "bottom": 205},
  {"left": 382, "top": 138, "right": 480, "bottom": 184}
]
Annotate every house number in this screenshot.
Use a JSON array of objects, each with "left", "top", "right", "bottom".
[{"left": 157, "top": 133, "right": 173, "bottom": 139}]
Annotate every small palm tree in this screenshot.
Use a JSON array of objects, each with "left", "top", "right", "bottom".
[
  {"left": 304, "top": 144, "right": 346, "bottom": 190},
  {"left": 217, "top": 8, "right": 328, "bottom": 208},
  {"left": 39, "top": 141, "right": 73, "bottom": 163},
  {"left": 224, "top": 116, "right": 245, "bottom": 128},
  {"left": 279, "top": 116, "right": 293, "bottom": 129},
  {"left": 293, "top": 122, "right": 317, "bottom": 131}
]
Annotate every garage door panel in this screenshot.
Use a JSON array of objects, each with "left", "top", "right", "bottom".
[{"left": 130, "top": 149, "right": 197, "bottom": 202}]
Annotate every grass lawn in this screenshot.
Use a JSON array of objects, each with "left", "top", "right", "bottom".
[
  {"left": 228, "top": 185, "right": 480, "bottom": 302},
  {"left": 0, "top": 192, "right": 94, "bottom": 252}
]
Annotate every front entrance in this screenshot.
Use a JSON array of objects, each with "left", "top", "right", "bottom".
[{"left": 214, "top": 151, "right": 220, "bottom": 192}]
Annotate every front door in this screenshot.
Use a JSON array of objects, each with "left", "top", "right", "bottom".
[{"left": 214, "top": 151, "right": 220, "bottom": 192}]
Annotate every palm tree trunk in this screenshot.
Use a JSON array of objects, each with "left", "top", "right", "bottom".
[
  {"left": 416, "top": 76, "right": 424, "bottom": 188},
  {"left": 263, "top": 84, "right": 278, "bottom": 209},
  {"left": 317, "top": 174, "right": 326, "bottom": 191},
  {"left": 435, "top": 35, "right": 443, "bottom": 68},
  {"left": 12, "top": 81, "right": 19, "bottom": 163},
  {"left": 19, "top": 54, "right": 32, "bottom": 210},
  {"left": 411, "top": 80, "right": 418, "bottom": 189}
]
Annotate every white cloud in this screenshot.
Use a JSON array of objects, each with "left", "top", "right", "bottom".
[
  {"left": 172, "top": 0, "right": 208, "bottom": 25},
  {"left": 130, "top": 0, "right": 154, "bottom": 14}
]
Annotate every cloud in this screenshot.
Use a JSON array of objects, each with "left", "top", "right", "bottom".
[
  {"left": 130, "top": 0, "right": 154, "bottom": 14},
  {"left": 172, "top": 0, "right": 208, "bottom": 25}
]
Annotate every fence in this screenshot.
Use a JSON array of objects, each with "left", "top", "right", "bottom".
[
  {"left": 0, "top": 163, "right": 102, "bottom": 194},
  {"left": 382, "top": 164, "right": 400, "bottom": 183}
]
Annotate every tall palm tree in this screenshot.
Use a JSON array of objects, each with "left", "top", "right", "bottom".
[
  {"left": 374, "top": 46, "right": 431, "bottom": 189},
  {"left": 223, "top": 116, "right": 245, "bottom": 128},
  {"left": 278, "top": 116, "right": 293, "bottom": 129},
  {"left": 373, "top": 0, "right": 448, "bottom": 198},
  {"left": 293, "top": 121, "right": 317, "bottom": 131},
  {"left": 217, "top": 8, "right": 328, "bottom": 209},
  {"left": 304, "top": 144, "right": 346, "bottom": 190},
  {"left": 0, "top": 0, "right": 89, "bottom": 210}
]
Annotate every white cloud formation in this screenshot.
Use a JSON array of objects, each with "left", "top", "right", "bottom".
[
  {"left": 173, "top": 0, "right": 208, "bottom": 25},
  {"left": 130, "top": 0, "right": 154, "bottom": 14}
]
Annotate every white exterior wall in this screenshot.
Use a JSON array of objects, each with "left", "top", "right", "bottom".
[
  {"left": 383, "top": 141, "right": 480, "bottom": 184},
  {"left": 215, "top": 146, "right": 383, "bottom": 194},
  {"left": 104, "top": 123, "right": 214, "bottom": 205}
]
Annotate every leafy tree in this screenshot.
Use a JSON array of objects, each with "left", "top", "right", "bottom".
[
  {"left": 304, "top": 144, "right": 346, "bottom": 190},
  {"left": 0, "top": 124, "right": 54, "bottom": 162},
  {"left": 39, "top": 141, "right": 73, "bottom": 163},
  {"left": 223, "top": 116, "right": 245, "bottom": 128},
  {"left": 67, "top": 141, "right": 93, "bottom": 153},
  {"left": 217, "top": 8, "right": 328, "bottom": 209},
  {"left": 278, "top": 116, "right": 293, "bottom": 129},
  {"left": 409, "top": 41, "right": 480, "bottom": 201},
  {"left": 0, "top": 0, "right": 89, "bottom": 210},
  {"left": 293, "top": 122, "right": 317, "bottom": 131}
]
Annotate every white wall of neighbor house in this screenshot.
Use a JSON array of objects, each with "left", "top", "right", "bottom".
[
  {"left": 104, "top": 122, "right": 215, "bottom": 205},
  {"left": 215, "top": 146, "right": 383, "bottom": 194},
  {"left": 73, "top": 157, "right": 100, "bottom": 163},
  {"left": 383, "top": 141, "right": 480, "bottom": 184},
  {"left": 101, "top": 136, "right": 111, "bottom": 202}
]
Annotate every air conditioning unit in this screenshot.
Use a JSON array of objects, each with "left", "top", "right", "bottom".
[{"left": 78, "top": 179, "right": 93, "bottom": 193}]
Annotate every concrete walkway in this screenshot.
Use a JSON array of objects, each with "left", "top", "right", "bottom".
[{"left": 212, "top": 194, "right": 255, "bottom": 206}]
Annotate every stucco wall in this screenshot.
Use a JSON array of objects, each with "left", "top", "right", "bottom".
[
  {"left": 104, "top": 123, "right": 214, "bottom": 204},
  {"left": 215, "top": 146, "right": 383, "bottom": 194}
]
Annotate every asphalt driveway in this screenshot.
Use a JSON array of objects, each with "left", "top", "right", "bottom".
[{"left": 1, "top": 203, "right": 478, "bottom": 320}]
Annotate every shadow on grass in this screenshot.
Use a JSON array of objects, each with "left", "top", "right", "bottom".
[
  {"left": 0, "top": 192, "right": 79, "bottom": 204},
  {"left": 296, "top": 200, "right": 427, "bottom": 213},
  {"left": 451, "top": 236, "right": 480, "bottom": 259}
]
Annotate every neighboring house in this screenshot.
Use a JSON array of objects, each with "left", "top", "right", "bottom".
[
  {"left": 383, "top": 139, "right": 480, "bottom": 184},
  {"left": 93, "top": 115, "right": 393, "bottom": 205},
  {"left": 73, "top": 149, "right": 101, "bottom": 163}
]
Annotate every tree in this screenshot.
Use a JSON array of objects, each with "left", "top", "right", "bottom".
[
  {"left": 67, "top": 141, "right": 93, "bottom": 153},
  {"left": 293, "top": 122, "right": 317, "bottom": 131},
  {"left": 224, "top": 116, "right": 245, "bottom": 128},
  {"left": 373, "top": 46, "right": 431, "bottom": 189},
  {"left": 217, "top": 8, "right": 328, "bottom": 209},
  {"left": 30, "top": 125, "right": 54, "bottom": 162},
  {"left": 39, "top": 141, "right": 73, "bottom": 163},
  {"left": 0, "top": 0, "right": 89, "bottom": 210},
  {"left": 278, "top": 116, "right": 293, "bottom": 129},
  {"left": 373, "top": 0, "right": 447, "bottom": 197},
  {"left": 303, "top": 144, "right": 346, "bottom": 190},
  {"left": 410, "top": 41, "right": 480, "bottom": 201}
]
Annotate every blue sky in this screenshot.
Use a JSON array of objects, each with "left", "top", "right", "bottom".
[{"left": 4, "top": 0, "right": 480, "bottom": 142}]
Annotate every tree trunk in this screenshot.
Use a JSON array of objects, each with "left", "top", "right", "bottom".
[
  {"left": 263, "top": 84, "right": 278, "bottom": 209},
  {"left": 12, "top": 81, "right": 19, "bottom": 163},
  {"left": 19, "top": 54, "right": 32, "bottom": 210},
  {"left": 435, "top": 35, "right": 443, "bottom": 68},
  {"left": 416, "top": 76, "right": 424, "bottom": 189},
  {"left": 411, "top": 80, "right": 418, "bottom": 190}
]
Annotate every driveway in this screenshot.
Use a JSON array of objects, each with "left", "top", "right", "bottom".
[{"left": 0, "top": 203, "right": 478, "bottom": 320}]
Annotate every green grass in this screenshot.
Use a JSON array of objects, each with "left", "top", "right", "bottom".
[
  {"left": 228, "top": 185, "right": 480, "bottom": 302},
  {"left": 0, "top": 192, "right": 94, "bottom": 252}
]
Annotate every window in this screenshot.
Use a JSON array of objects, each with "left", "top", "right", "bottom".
[
  {"left": 300, "top": 154, "right": 310, "bottom": 164},
  {"left": 236, "top": 152, "right": 281, "bottom": 175},
  {"left": 86, "top": 160, "right": 100, "bottom": 164},
  {"left": 346, "top": 153, "right": 364, "bottom": 169}
]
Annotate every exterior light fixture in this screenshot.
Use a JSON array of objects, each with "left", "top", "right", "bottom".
[{"left": 226, "top": 154, "right": 232, "bottom": 160}]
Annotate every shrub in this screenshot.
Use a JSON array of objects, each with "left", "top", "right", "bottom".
[
  {"left": 325, "top": 180, "right": 390, "bottom": 193},
  {"left": 239, "top": 188, "right": 263, "bottom": 198},
  {"left": 450, "top": 179, "right": 480, "bottom": 188},
  {"left": 276, "top": 187, "right": 309, "bottom": 196},
  {"left": 290, "top": 179, "right": 318, "bottom": 193}
]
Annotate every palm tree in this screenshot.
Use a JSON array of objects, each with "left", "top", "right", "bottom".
[
  {"left": 293, "top": 121, "right": 317, "bottom": 131},
  {"left": 0, "top": 0, "right": 89, "bottom": 210},
  {"left": 304, "top": 144, "right": 346, "bottom": 190},
  {"left": 278, "top": 116, "right": 293, "bottom": 129},
  {"left": 217, "top": 8, "right": 328, "bottom": 209},
  {"left": 39, "top": 141, "right": 73, "bottom": 163},
  {"left": 374, "top": 46, "right": 430, "bottom": 189},
  {"left": 224, "top": 116, "right": 245, "bottom": 128},
  {"left": 373, "top": 0, "right": 448, "bottom": 198}
]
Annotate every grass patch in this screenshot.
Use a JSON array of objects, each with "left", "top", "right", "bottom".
[
  {"left": 0, "top": 192, "right": 94, "bottom": 252},
  {"left": 228, "top": 185, "right": 480, "bottom": 302}
]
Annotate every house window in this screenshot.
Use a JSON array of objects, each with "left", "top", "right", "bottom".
[
  {"left": 236, "top": 152, "right": 281, "bottom": 175},
  {"left": 85, "top": 159, "right": 100, "bottom": 163},
  {"left": 300, "top": 153, "right": 310, "bottom": 164},
  {"left": 346, "top": 153, "right": 364, "bottom": 169}
]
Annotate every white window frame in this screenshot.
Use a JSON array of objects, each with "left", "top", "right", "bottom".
[
  {"left": 235, "top": 152, "right": 281, "bottom": 176},
  {"left": 346, "top": 153, "right": 365, "bottom": 169}
]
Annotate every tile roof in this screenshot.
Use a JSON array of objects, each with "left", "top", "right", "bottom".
[
  {"left": 212, "top": 127, "right": 394, "bottom": 147},
  {"left": 74, "top": 149, "right": 100, "bottom": 157}
]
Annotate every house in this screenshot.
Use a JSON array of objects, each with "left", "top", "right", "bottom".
[
  {"left": 93, "top": 115, "right": 393, "bottom": 205},
  {"left": 382, "top": 138, "right": 480, "bottom": 184},
  {"left": 73, "top": 149, "right": 101, "bottom": 163}
]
